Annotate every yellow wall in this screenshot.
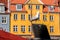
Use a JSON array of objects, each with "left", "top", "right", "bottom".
[
  {"left": 10, "top": 0, "right": 60, "bottom": 38},
  {"left": 32, "top": 12, "right": 60, "bottom": 35},
  {"left": 10, "top": 12, "right": 32, "bottom": 35}
]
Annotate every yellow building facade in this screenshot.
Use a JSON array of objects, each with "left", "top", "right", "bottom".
[{"left": 10, "top": 0, "right": 60, "bottom": 39}]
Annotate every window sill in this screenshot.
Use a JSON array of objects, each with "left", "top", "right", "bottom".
[{"left": 1, "top": 23, "right": 7, "bottom": 24}]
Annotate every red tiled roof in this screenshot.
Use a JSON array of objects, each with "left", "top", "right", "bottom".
[
  {"left": 10, "top": 0, "right": 27, "bottom": 4},
  {"left": 0, "top": 0, "right": 7, "bottom": 7},
  {"left": 0, "top": 30, "right": 27, "bottom": 40},
  {"left": 10, "top": 0, "right": 27, "bottom": 12},
  {"left": 41, "top": 0, "right": 59, "bottom": 12},
  {"left": 43, "top": 6, "right": 59, "bottom": 12},
  {"left": 42, "top": 0, "right": 58, "bottom": 5},
  {"left": 10, "top": 5, "right": 26, "bottom": 12}
]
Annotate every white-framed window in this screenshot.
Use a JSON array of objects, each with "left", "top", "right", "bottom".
[
  {"left": 21, "top": 25, "right": 25, "bottom": 33},
  {"left": 28, "top": 26, "right": 31, "bottom": 32},
  {"left": 28, "top": 14, "right": 31, "bottom": 20},
  {"left": 14, "top": 14, "right": 17, "bottom": 20},
  {"left": 28, "top": 5, "right": 32, "bottom": 9},
  {"left": 50, "top": 26, "right": 54, "bottom": 32},
  {"left": 13, "top": 25, "right": 18, "bottom": 32},
  {"left": 36, "top": 5, "right": 40, "bottom": 10},
  {"left": 16, "top": 4, "right": 22, "bottom": 11},
  {"left": 48, "top": 6, "right": 55, "bottom": 12},
  {"left": 43, "top": 15, "right": 47, "bottom": 21},
  {"left": 21, "top": 14, "right": 25, "bottom": 20},
  {"left": 50, "top": 15, "right": 54, "bottom": 21},
  {"left": 2, "top": 17, "right": 7, "bottom": 24},
  {"left": 0, "top": 6, "right": 5, "bottom": 13}
]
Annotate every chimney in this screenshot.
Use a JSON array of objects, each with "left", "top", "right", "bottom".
[{"left": 8, "top": 0, "right": 10, "bottom": 13}]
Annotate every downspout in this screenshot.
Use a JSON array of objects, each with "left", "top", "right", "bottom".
[{"left": 8, "top": 0, "right": 10, "bottom": 13}]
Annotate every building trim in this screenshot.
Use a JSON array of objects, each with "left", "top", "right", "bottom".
[
  {"left": 43, "top": 12, "right": 60, "bottom": 13},
  {"left": 25, "top": 0, "right": 30, "bottom": 4},
  {"left": 11, "top": 11, "right": 27, "bottom": 13},
  {"left": 38, "top": 0, "right": 44, "bottom": 4},
  {"left": 18, "top": 35, "right": 32, "bottom": 36}
]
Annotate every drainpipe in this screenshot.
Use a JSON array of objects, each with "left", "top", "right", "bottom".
[{"left": 8, "top": 0, "right": 10, "bottom": 13}]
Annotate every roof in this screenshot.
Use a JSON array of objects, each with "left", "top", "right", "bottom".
[
  {"left": 0, "top": 30, "right": 27, "bottom": 40},
  {"left": 10, "top": 0, "right": 27, "bottom": 4},
  {"left": 0, "top": 0, "right": 7, "bottom": 7},
  {"left": 42, "top": 0, "right": 58, "bottom": 6},
  {"left": 26, "top": 0, "right": 44, "bottom": 4},
  {"left": 43, "top": 6, "right": 59, "bottom": 12},
  {"left": 41, "top": 0, "right": 59, "bottom": 12},
  {"left": 10, "top": 0, "right": 27, "bottom": 12}
]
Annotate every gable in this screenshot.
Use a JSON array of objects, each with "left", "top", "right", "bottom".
[{"left": 26, "top": 0, "right": 44, "bottom": 4}]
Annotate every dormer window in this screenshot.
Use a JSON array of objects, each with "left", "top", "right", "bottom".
[
  {"left": 0, "top": 6, "right": 5, "bottom": 13},
  {"left": 48, "top": 6, "right": 55, "bottom": 12},
  {"left": 16, "top": 4, "right": 22, "bottom": 11},
  {"left": 36, "top": 5, "right": 40, "bottom": 10}
]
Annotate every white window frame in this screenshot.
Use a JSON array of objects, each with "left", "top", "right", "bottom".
[
  {"left": 0, "top": 6, "right": 5, "bottom": 13},
  {"left": 48, "top": 6, "right": 54, "bottom": 12},
  {"left": 14, "top": 14, "right": 17, "bottom": 20},
  {"left": 50, "top": 26, "right": 54, "bottom": 32},
  {"left": 21, "top": 14, "right": 25, "bottom": 20},
  {"left": 2, "top": 16, "right": 7, "bottom": 24},
  {"left": 43, "top": 15, "right": 47, "bottom": 21},
  {"left": 50, "top": 15, "right": 54, "bottom": 21},
  {"left": 28, "top": 26, "right": 31, "bottom": 32},
  {"left": 36, "top": 5, "right": 40, "bottom": 10},
  {"left": 28, "top": 14, "right": 31, "bottom": 20},
  {"left": 13, "top": 25, "right": 18, "bottom": 32},
  {"left": 21, "top": 25, "right": 25, "bottom": 33},
  {"left": 16, "top": 4, "right": 22, "bottom": 11},
  {"left": 29, "top": 5, "right": 32, "bottom": 9}
]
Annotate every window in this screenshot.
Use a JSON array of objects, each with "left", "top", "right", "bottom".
[
  {"left": 36, "top": 5, "right": 40, "bottom": 10},
  {"left": 28, "top": 5, "right": 32, "bottom": 9},
  {"left": 48, "top": 6, "right": 55, "bottom": 12},
  {"left": 0, "top": 6, "right": 5, "bottom": 13},
  {"left": 43, "top": 15, "right": 47, "bottom": 21},
  {"left": 28, "top": 26, "right": 31, "bottom": 32},
  {"left": 50, "top": 15, "right": 54, "bottom": 21},
  {"left": 2, "top": 17, "right": 7, "bottom": 24},
  {"left": 28, "top": 14, "right": 31, "bottom": 20},
  {"left": 21, "top": 14, "right": 25, "bottom": 20},
  {"left": 13, "top": 25, "right": 18, "bottom": 32},
  {"left": 50, "top": 26, "right": 54, "bottom": 32},
  {"left": 14, "top": 14, "right": 17, "bottom": 20},
  {"left": 16, "top": 4, "right": 22, "bottom": 11},
  {"left": 21, "top": 25, "right": 25, "bottom": 33}
]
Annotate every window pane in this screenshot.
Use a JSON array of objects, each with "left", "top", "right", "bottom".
[
  {"left": 28, "top": 14, "right": 31, "bottom": 20},
  {"left": 16, "top": 4, "right": 22, "bottom": 10},
  {"left": 14, "top": 14, "right": 17, "bottom": 20},
  {"left": 48, "top": 6, "right": 54, "bottom": 12},
  {"left": 43, "top": 15, "right": 47, "bottom": 21},
  {"left": 28, "top": 26, "right": 31, "bottom": 32},
  {"left": 2, "top": 17, "right": 7, "bottom": 24},
  {"left": 29, "top": 5, "right": 32, "bottom": 9},
  {"left": 50, "top": 26, "right": 54, "bottom": 32},
  {"left": 21, "top": 14, "right": 25, "bottom": 20},
  {"left": 0, "top": 6, "right": 5, "bottom": 13},
  {"left": 13, "top": 25, "right": 18, "bottom": 32},
  {"left": 36, "top": 5, "right": 40, "bottom": 10},
  {"left": 50, "top": 15, "right": 54, "bottom": 21},
  {"left": 21, "top": 25, "right": 25, "bottom": 32}
]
